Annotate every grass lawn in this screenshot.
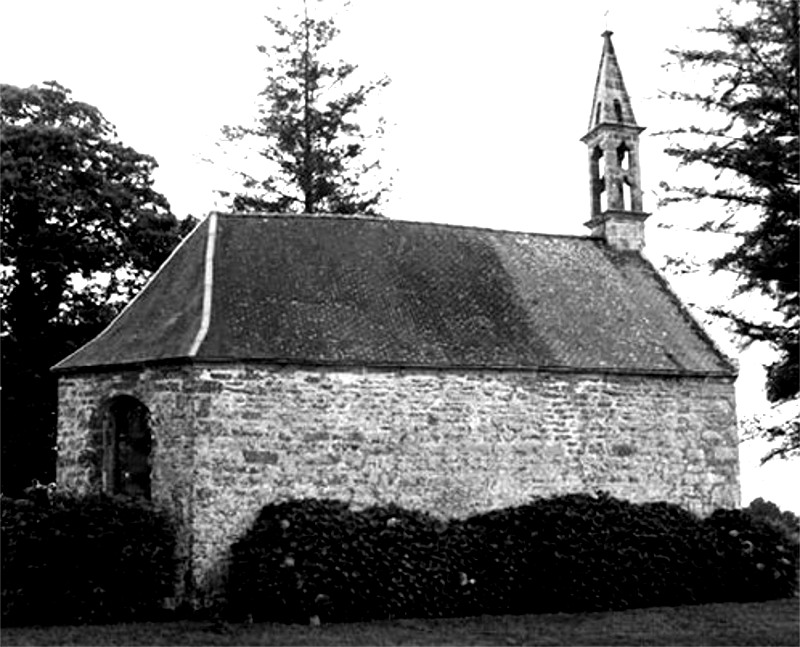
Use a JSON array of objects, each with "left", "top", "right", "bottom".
[{"left": 2, "top": 599, "right": 797, "bottom": 646}]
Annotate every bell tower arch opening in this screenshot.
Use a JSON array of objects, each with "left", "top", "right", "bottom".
[
  {"left": 617, "top": 141, "right": 630, "bottom": 170},
  {"left": 622, "top": 178, "right": 633, "bottom": 211},
  {"left": 589, "top": 146, "right": 607, "bottom": 216}
]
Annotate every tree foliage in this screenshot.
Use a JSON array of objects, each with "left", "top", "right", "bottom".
[
  {"left": 220, "top": 2, "right": 390, "bottom": 215},
  {"left": 659, "top": 0, "right": 799, "bottom": 460},
  {"left": 744, "top": 496, "right": 800, "bottom": 541},
  {"left": 0, "top": 81, "right": 195, "bottom": 494}
]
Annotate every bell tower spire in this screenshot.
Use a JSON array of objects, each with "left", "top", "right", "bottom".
[{"left": 580, "top": 31, "right": 649, "bottom": 251}]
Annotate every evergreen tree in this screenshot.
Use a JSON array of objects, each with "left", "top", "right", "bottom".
[
  {"left": 659, "top": 0, "right": 798, "bottom": 461},
  {"left": 221, "top": 2, "right": 390, "bottom": 215}
]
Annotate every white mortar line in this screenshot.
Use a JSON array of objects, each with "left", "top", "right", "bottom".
[{"left": 188, "top": 211, "right": 219, "bottom": 357}]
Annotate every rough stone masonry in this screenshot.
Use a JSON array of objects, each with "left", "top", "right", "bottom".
[{"left": 57, "top": 362, "right": 739, "bottom": 601}]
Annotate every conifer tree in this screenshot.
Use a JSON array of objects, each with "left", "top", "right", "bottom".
[
  {"left": 221, "top": 2, "right": 390, "bottom": 215},
  {"left": 660, "top": 0, "right": 798, "bottom": 461}
]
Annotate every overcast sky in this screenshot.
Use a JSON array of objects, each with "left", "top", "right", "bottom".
[
  {"left": 2, "top": 0, "right": 797, "bottom": 511},
  {"left": 1, "top": 0, "right": 723, "bottom": 228}
]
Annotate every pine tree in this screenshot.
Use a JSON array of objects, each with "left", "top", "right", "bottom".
[
  {"left": 221, "top": 2, "right": 390, "bottom": 215},
  {"left": 659, "top": 0, "right": 798, "bottom": 461}
]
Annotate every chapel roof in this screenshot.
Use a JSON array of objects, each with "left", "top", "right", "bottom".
[{"left": 53, "top": 213, "right": 735, "bottom": 377}]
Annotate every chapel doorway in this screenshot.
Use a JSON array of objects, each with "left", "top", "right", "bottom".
[{"left": 102, "top": 395, "right": 152, "bottom": 499}]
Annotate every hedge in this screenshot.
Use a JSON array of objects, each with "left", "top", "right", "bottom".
[
  {"left": 1, "top": 487, "right": 178, "bottom": 626},
  {"left": 228, "top": 493, "right": 799, "bottom": 623}
]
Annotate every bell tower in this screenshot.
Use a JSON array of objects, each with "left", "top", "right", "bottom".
[{"left": 580, "top": 31, "right": 649, "bottom": 251}]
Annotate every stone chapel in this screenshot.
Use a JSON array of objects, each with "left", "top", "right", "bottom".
[{"left": 54, "top": 32, "right": 741, "bottom": 602}]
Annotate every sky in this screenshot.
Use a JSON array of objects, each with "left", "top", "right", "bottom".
[{"left": 2, "top": 0, "right": 797, "bottom": 512}]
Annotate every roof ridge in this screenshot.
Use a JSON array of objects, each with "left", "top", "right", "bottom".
[
  {"left": 212, "top": 211, "right": 596, "bottom": 241},
  {"left": 188, "top": 211, "right": 219, "bottom": 357}
]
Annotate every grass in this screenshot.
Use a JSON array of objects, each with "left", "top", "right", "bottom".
[{"left": 1, "top": 599, "right": 797, "bottom": 646}]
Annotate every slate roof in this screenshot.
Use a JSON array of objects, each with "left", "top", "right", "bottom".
[
  {"left": 53, "top": 213, "right": 735, "bottom": 377},
  {"left": 587, "top": 30, "right": 640, "bottom": 131}
]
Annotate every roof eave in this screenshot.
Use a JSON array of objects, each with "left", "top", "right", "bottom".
[
  {"left": 52, "top": 355, "right": 737, "bottom": 380},
  {"left": 580, "top": 122, "right": 646, "bottom": 143}
]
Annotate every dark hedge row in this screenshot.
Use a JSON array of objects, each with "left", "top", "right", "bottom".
[
  {"left": 743, "top": 497, "right": 800, "bottom": 543},
  {"left": 1, "top": 489, "right": 178, "bottom": 626},
  {"left": 228, "top": 493, "right": 799, "bottom": 623}
]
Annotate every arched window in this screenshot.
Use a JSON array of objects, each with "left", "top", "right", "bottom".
[
  {"left": 102, "top": 396, "right": 152, "bottom": 499},
  {"left": 592, "top": 147, "right": 607, "bottom": 213},
  {"left": 613, "top": 99, "right": 623, "bottom": 122},
  {"left": 593, "top": 146, "right": 605, "bottom": 179},
  {"left": 616, "top": 142, "right": 630, "bottom": 170},
  {"left": 622, "top": 178, "right": 633, "bottom": 211}
]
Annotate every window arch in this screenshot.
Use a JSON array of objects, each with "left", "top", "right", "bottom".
[
  {"left": 616, "top": 142, "right": 630, "bottom": 170},
  {"left": 621, "top": 177, "right": 633, "bottom": 211},
  {"left": 102, "top": 395, "right": 152, "bottom": 499},
  {"left": 593, "top": 146, "right": 605, "bottom": 179},
  {"left": 591, "top": 146, "right": 607, "bottom": 214},
  {"left": 613, "top": 99, "right": 623, "bottom": 122}
]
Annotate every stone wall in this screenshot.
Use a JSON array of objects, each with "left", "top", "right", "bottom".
[
  {"left": 57, "top": 366, "right": 202, "bottom": 601},
  {"left": 56, "top": 362, "right": 740, "bottom": 603}
]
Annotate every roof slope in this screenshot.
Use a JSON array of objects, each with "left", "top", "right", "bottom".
[
  {"left": 54, "top": 213, "right": 735, "bottom": 376},
  {"left": 587, "top": 31, "right": 640, "bottom": 130}
]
